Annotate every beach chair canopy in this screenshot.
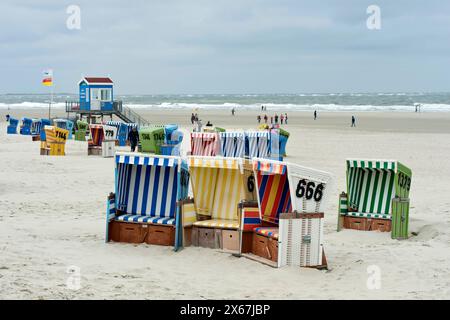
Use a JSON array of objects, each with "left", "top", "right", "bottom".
[
  {"left": 31, "top": 119, "right": 42, "bottom": 135},
  {"left": 188, "top": 156, "right": 256, "bottom": 228},
  {"left": 114, "top": 152, "right": 189, "bottom": 225},
  {"left": 253, "top": 158, "right": 334, "bottom": 223},
  {"left": 246, "top": 131, "right": 270, "bottom": 159},
  {"left": 77, "top": 120, "right": 89, "bottom": 131},
  {"left": 22, "top": 117, "right": 32, "bottom": 125},
  {"left": 139, "top": 126, "right": 165, "bottom": 153},
  {"left": 345, "top": 159, "right": 412, "bottom": 219},
  {"left": 220, "top": 131, "right": 245, "bottom": 158},
  {"left": 253, "top": 159, "right": 291, "bottom": 223},
  {"left": 38, "top": 119, "right": 51, "bottom": 140},
  {"left": 190, "top": 132, "right": 220, "bottom": 156},
  {"left": 164, "top": 124, "right": 178, "bottom": 139},
  {"left": 102, "top": 124, "right": 118, "bottom": 141},
  {"left": 89, "top": 124, "right": 104, "bottom": 146},
  {"left": 44, "top": 125, "right": 69, "bottom": 143},
  {"left": 54, "top": 119, "right": 74, "bottom": 139},
  {"left": 8, "top": 117, "right": 19, "bottom": 126}
]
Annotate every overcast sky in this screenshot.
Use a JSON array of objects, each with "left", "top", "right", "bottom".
[{"left": 0, "top": 0, "right": 449, "bottom": 94}]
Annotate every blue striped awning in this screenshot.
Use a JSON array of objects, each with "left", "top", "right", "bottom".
[{"left": 115, "top": 153, "right": 179, "bottom": 167}]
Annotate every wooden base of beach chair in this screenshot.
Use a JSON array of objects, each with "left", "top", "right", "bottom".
[
  {"left": 88, "top": 147, "right": 102, "bottom": 156},
  {"left": 32, "top": 135, "right": 41, "bottom": 141},
  {"left": 252, "top": 233, "right": 278, "bottom": 263},
  {"left": 343, "top": 216, "right": 391, "bottom": 232},
  {"left": 108, "top": 221, "right": 149, "bottom": 243},
  {"left": 183, "top": 226, "right": 192, "bottom": 247},
  {"left": 109, "top": 221, "right": 175, "bottom": 246},
  {"left": 193, "top": 227, "right": 217, "bottom": 249},
  {"left": 241, "top": 231, "right": 253, "bottom": 253},
  {"left": 146, "top": 225, "right": 175, "bottom": 246},
  {"left": 40, "top": 148, "right": 50, "bottom": 156},
  {"left": 222, "top": 230, "right": 239, "bottom": 252},
  {"left": 192, "top": 226, "right": 240, "bottom": 251}
]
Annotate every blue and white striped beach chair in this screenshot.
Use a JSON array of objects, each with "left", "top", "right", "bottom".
[{"left": 106, "top": 152, "right": 190, "bottom": 250}]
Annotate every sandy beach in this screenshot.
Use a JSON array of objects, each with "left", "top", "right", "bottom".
[{"left": 1, "top": 108, "right": 450, "bottom": 299}]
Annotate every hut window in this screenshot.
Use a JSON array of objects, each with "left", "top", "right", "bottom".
[{"left": 100, "top": 89, "right": 111, "bottom": 101}]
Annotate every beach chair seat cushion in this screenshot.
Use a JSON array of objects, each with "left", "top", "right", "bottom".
[
  {"left": 115, "top": 214, "right": 175, "bottom": 225},
  {"left": 193, "top": 219, "right": 239, "bottom": 229},
  {"left": 254, "top": 227, "right": 279, "bottom": 240},
  {"left": 344, "top": 211, "right": 391, "bottom": 220}
]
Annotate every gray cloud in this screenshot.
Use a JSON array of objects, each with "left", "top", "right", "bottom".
[{"left": 0, "top": 0, "right": 449, "bottom": 93}]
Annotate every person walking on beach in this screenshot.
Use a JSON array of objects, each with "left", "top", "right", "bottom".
[
  {"left": 257, "top": 115, "right": 261, "bottom": 124},
  {"left": 274, "top": 114, "right": 279, "bottom": 124},
  {"left": 191, "top": 113, "right": 195, "bottom": 124},
  {"left": 314, "top": 110, "right": 317, "bottom": 120},
  {"left": 270, "top": 116, "right": 273, "bottom": 125},
  {"left": 264, "top": 114, "right": 268, "bottom": 124},
  {"left": 128, "top": 127, "right": 139, "bottom": 152},
  {"left": 351, "top": 115, "right": 356, "bottom": 127},
  {"left": 280, "top": 114, "right": 284, "bottom": 124},
  {"left": 231, "top": 108, "right": 235, "bottom": 116},
  {"left": 285, "top": 113, "right": 288, "bottom": 124}
]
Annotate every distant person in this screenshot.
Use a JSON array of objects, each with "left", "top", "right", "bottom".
[
  {"left": 285, "top": 113, "right": 288, "bottom": 124},
  {"left": 270, "top": 116, "right": 273, "bottom": 124},
  {"left": 231, "top": 108, "right": 235, "bottom": 116},
  {"left": 206, "top": 120, "right": 213, "bottom": 127},
  {"left": 261, "top": 105, "right": 264, "bottom": 111},
  {"left": 195, "top": 113, "right": 199, "bottom": 122},
  {"left": 351, "top": 115, "right": 356, "bottom": 127},
  {"left": 280, "top": 114, "right": 284, "bottom": 124},
  {"left": 264, "top": 114, "right": 268, "bottom": 124},
  {"left": 6, "top": 114, "right": 10, "bottom": 122},
  {"left": 191, "top": 113, "right": 195, "bottom": 124},
  {"left": 257, "top": 115, "right": 261, "bottom": 124},
  {"left": 128, "top": 127, "right": 139, "bottom": 152},
  {"left": 314, "top": 110, "right": 317, "bottom": 120},
  {"left": 274, "top": 114, "right": 279, "bottom": 124}
]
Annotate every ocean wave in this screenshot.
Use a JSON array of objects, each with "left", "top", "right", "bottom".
[
  {"left": 2, "top": 101, "right": 450, "bottom": 112},
  {"left": 0, "top": 102, "right": 65, "bottom": 109},
  {"left": 125, "top": 102, "right": 450, "bottom": 112}
]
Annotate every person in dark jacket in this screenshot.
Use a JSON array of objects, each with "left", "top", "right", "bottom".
[{"left": 128, "top": 127, "right": 139, "bottom": 152}]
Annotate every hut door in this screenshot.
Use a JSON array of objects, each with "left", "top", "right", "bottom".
[{"left": 91, "top": 89, "right": 101, "bottom": 110}]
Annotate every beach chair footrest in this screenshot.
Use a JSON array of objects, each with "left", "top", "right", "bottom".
[
  {"left": 252, "top": 233, "right": 278, "bottom": 262},
  {"left": 146, "top": 224, "right": 175, "bottom": 246},
  {"left": 343, "top": 216, "right": 391, "bottom": 232}
]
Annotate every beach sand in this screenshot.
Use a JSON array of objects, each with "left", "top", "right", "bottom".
[{"left": 1, "top": 108, "right": 450, "bottom": 299}]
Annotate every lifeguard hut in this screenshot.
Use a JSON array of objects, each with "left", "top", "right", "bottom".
[
  {"left": 78, "top": 77, "right": 114, "bottom": 112},
  {"left": 65, "top": 77, "right": 149, "bottom": 126}
]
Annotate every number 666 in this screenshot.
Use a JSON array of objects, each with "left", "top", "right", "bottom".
[{"left": 296, "top": 179, "right": 324, "bottom": 202}]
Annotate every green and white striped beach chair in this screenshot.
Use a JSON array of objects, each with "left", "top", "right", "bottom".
[{"left": 338, "top": 159, "right": 412, "bottom": 239}]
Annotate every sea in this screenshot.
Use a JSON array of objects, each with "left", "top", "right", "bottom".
[{"left": 1, "top": 92, "right": 450, "bottom": 112}]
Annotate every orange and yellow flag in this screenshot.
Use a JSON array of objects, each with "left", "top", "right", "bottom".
[{"left": 42, "top": 69, "right": 53, "bottom": 86}]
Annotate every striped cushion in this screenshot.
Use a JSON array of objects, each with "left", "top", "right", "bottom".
[
  {"left": 193, "top": 219, "right": 239, "bottom": 229},
  {"left": 115, "top": 214, "right": 176, "bottom": 225},
  {"left": 345, "top": 211, "right": 391, "bottom": 220},
  {"left": 254, "top": 227, "right": 279, "bottom": 240}
]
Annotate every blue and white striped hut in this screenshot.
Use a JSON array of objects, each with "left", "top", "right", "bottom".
[
  {"left": 245, "top": 131, "right": 271, "bottom": 159},
  {"left": 106, "top": 152, "right": 190, "bottom": 250},
  {"left": 219, "top": 131, "right": 246, "bottom": 158}
]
